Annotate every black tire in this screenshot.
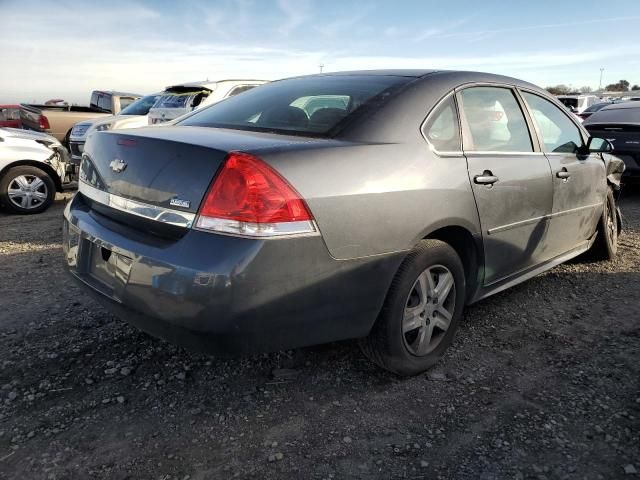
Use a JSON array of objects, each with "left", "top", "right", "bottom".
[
  {"left": 0, "top": 166, "right": 56, "bottom": 214},
  {"left": 360, "top": 239, "right": 466, "bottom": 376},
  {"left": 589, "top": 188, "right": 618, "bottom": 261}
]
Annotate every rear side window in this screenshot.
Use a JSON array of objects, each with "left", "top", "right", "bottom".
[
  {"left": 227, "top": 85, "right": 257, "bottom": 97},
  {"left": 423, "top": 96, "right": 460, "bottom": 151},
  {"left": 179, "top": 75, "right": 412, "bottom": 136},
  {"left": 460, "top": 87, "right": 533, "bottom": 152},
  {"left": 97, "top": 94, "right": 112, "bottom": 112},
  {"left": 522, "top": 92, "right": 583, "bottom": 153}
]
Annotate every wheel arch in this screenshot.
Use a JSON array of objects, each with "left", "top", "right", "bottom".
[
  {"left": 0, "top": 160, "right": 63, "bottom": 192},
  {"left": 423, "top": 225, "right": 483, "bottom": 304}
]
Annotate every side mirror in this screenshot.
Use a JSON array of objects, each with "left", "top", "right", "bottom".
[{"left": 587, "top": 137, "right": 614, "bottom": 153}]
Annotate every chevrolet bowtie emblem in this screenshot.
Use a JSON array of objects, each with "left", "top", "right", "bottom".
[{"left": 110, "top": 158, "right": 127, "bottom": 173}]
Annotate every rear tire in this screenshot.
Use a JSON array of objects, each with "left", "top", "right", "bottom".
[
  {"left": 360, "top": 239, "right": 466, "bottom": 376},
  {"left": 0, "top": 166, "right": 56, "bottom": 214},
  {"left": 589, "top": 188, "right": 618, "bottom": 261}
]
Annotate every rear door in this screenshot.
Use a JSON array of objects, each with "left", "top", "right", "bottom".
[
  {"left": 520, "top": 91, "right": 605, "bottom": 258},
  {"left": 458, "top": 85, "right": 554, "bottom": 286}
]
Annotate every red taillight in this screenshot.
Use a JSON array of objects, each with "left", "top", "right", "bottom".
[
  {"left": 38, "top": 115, "right": 50, "bottom": 130},
  {"left": 195, "top": 152, "right": 316, "bottom": 237}
]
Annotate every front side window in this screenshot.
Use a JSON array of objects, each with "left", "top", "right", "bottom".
[
  {"left": 422, "top": 96, "right": 460, "bottom": 151},
  {"left": 522, "top": 92, "right": 583, "bottom": 153},
  {"left": 178, "top": 75, "right": 412, "bottom": 136},
  {"left": 460, "top": 87, "right": 533, "bottom": 152}
]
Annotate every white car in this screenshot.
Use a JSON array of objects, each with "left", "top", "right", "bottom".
[
  {"left": 68, "top": 93, "right": 161, "bottom": 164},
  {"left": 0, "top": 128, "right": 72, "bottom": 214},
  {"left": 148, "top": 79, "right": 267, "bottom": 125}
]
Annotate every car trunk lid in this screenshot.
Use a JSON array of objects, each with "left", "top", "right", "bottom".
[{"left": 78, "top": 126, "right": 333, "bottom": 235}]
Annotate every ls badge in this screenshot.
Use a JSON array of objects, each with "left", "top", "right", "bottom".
[{"left": 170, "top": 198, "right": 191, "bottom": 208}]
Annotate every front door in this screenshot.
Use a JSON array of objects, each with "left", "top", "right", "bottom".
[
  {"left": 520, "top": 91, "right": 606, "bottom": 258},
  {"left": 458, "top": 86, "right": 554, "bottom": 286}
]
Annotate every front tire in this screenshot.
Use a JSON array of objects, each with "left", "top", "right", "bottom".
[
  {"left": 361, "top": 239, "right": 466, "bottom": 376},
  {"left": 589, "top": 188, "right": 618, "bottom": 261},
  {"left": 0, "top": 166, "right": 56, "bottom": 214}
]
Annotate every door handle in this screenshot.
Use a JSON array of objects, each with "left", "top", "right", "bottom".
[
  {"left": 556, "top": 168, "right": 570, "bottom": 180},
  {"left": 474, "top": 170, "right": 499, "bottom": 185}
]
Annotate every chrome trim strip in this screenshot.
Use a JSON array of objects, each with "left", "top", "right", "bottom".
[
  {"left": 194, "top": 216, "right": 320, "bottom": 238},
  {"left": 487, "top": 202, "right": 602, "bottom": 235},
  {"left": 78, "top": 181, "right": 196, "bottom": 228},
  {"left": 465, "top": 151, "right": 545, "bottom": 156}
]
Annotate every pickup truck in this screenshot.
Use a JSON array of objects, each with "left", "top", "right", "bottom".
[{"left": 20, "top": 90, "right": 141, "bottom": 145}]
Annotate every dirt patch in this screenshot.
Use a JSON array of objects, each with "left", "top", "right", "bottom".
[{"left": 0, "top": 190, "right": 639, "bottom": 479}]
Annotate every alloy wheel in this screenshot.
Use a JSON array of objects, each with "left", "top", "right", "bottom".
[{"left": 402, "top": 264, "right": 456, "bottom": 356}]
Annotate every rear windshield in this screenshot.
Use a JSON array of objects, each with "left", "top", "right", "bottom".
[
  {"left": 587, "top": 107, "right": 640, "bottom": 124},
  {"left": 178, "top": 75, "right": 412, "bottom": 136},
  {"left": 120, "top": 94, "right": 161, "bottom": 115},
  {"left": 583, "top": 102, "right": 611, "bottom": 114},
  {"left": 0, "top": 107, "right": 19, "bottom": 121},
  {"left": 154, "top": 89, "right": 211, "bottom": 110}
]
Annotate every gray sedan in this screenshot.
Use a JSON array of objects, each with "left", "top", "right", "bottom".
[{"left": 63, "top": 70, "right": 623, "bottom": 375}]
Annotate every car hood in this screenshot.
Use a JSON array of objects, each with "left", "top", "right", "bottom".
[
  {"left": 72, "top": 115, "right": 148, "bottom": 140},
  {"left": 0, "top": 127, "right": 61, "bottom": 146}
]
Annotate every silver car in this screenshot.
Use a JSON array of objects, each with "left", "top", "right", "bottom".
[{"left": 63, "top": 70, "right": 623, "bottom": 375}]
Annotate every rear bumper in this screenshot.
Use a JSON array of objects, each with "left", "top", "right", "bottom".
[{"left": 63, "top": 194, "right": 403, "bottom": 355}]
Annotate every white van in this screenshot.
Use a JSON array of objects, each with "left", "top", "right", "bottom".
[
  {"left": 556, "top": 95, "right": 601, "bottom": 114},
  {"left": 148, "top": 80, "right": 267, "bottom": 125}
]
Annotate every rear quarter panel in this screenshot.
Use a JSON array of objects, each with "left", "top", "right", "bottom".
[{"left": 264, "top": 143, "right": 481, "bottom": 260}]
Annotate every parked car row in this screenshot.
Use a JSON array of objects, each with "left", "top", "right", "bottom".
[{"left": 67, "top": 79, "right": 266, "bottom": 164}]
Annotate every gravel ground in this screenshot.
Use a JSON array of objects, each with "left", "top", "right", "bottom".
[{"left": 0, "top": 189, "right": 639, "bottom": 480}]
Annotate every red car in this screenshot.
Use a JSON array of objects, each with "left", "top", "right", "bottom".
[{"left": 0, "top": 105, "right": 21, "bottom": 129}]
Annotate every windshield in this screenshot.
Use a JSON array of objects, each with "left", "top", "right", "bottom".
[
  {"left": 178, "top": 75, "right": 412, "bottom": 136},
  {"left": 119, "top": 94, "right": 161, "bottom": 115},
  {"left": 119, "top": 97, "right": 137, "bottom": 110}
]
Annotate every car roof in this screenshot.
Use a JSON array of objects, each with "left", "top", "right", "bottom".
[
  {"left": 93, "top": 90, "right": 142, "bottom": 97},
  {"left": 584, "top": 101, "right": 640, "bottom": 125},
  {"left": 600, "top": 101, "right": 640, "bottom": 111},
  {"left": 0, "top": 104, "right": 19, "bottom": 108},
  {"left": 279, "top": 69, "right": 542, "bottom": 91}
]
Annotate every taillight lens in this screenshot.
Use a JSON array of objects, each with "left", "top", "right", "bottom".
[
  {"left": 38, "top": 115, "right": 50, "bottom": 130},
  {"left": 195, "top": 152, "right": 317, "bottom": 237}
]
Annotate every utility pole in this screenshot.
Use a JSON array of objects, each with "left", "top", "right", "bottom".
[
  {"left": 599, "top": 68, "right": 604, "bottom": 92},
  {"left": 319, "top": 63, "right": 324, "bottom": 73}
]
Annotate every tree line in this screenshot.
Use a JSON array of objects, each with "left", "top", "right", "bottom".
[{"left": 545, "top": 80, "right": 639, "bottom": 95}]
